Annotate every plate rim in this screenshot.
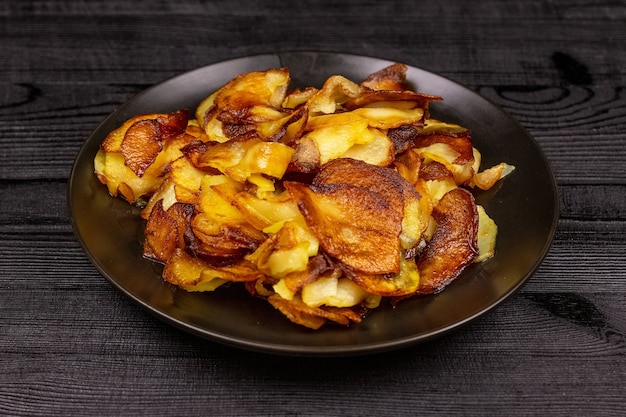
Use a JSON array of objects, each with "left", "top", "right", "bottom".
[{"left": 68, "top": 51, "right": 559, "bottom": 356}]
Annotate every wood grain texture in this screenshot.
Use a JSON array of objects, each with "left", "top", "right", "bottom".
[{"left": 1, "top": 0, "right": 625, "bottom": 415}]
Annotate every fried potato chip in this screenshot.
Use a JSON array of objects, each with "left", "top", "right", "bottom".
[
  {"left": 267, "top": 294, "right": 362, "bottom": 330},
  {"left": 471, "top": 162, "right": 516, "bottom": 190},
  {"left": 143, "top": 200, "right": 193, "bottom": 263},
  {"left": 307, "top": 75, "right": 363, "bottom": 114},
  {"left": 344, "top": 90, "right": 441, "bottom": 111},
  {"left": 314, "top": 158, "right": 423, "bottom": 250},
  {"left": 416, "top": 187, "right": 479, "bottom": 294},
  {"left": 162, "top": 248, "right": 264, "bottom": 291},
  {"left": 360, "top": 62, "right": 409, "bottom": 91},
  {"left": 120, "top": 110, "right": 188, "bottom": 177},
  {"left": 344, "top": 255, "right": 421, "bottom": 297},
  {"left": 285, "top": 180, "right": 402, "bottom": 275}
]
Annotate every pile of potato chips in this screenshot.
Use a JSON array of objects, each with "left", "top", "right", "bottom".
[{"left": 94, "top": 63, "right": 514, "bottom": 329}]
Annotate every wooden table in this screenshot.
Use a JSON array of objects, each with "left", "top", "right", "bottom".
[{"left": 1, "top": 1, "right": 624, "bottom": 415}]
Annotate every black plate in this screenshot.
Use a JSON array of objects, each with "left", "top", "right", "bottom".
[{"left": 68, "top": 52, "right": 558, "bottom": 356}]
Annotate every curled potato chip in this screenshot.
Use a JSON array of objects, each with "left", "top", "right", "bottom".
[
  {"left": 416, "top": 187, "right": 479, "bottom": 294},
  {"left": 267, "top": 294, "right": 362, "bottom": 330},
  {"left": 360, "top": 62, "right": 409, "bottom": 91},
  {"left": 307, "top": 75, "right": 363, "bottom": 114},
  {"left": 120, "top": 110, "right": 188, "bottom": 177},
  {"left": 143, "top": 200, "right": 194, "bottom": 263}
]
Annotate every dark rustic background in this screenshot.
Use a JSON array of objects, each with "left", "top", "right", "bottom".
[{"left": 1, "top": 1, "right": 625, "bottom": 415}]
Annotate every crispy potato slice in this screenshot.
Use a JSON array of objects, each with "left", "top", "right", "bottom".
[
  {"left": 418, "top": 118, "right": 469, "bottom": 136},
  {"left": 313, "top": 158, "right": 405, "bottom": 218},
  {"left": 475, "top": 205, "right": 498, "bottom": 263},
  {"left": 215, "top": 68, "right": 290, "bottom": 111},
  {"left": 307, "top": 75, "right": 364, "bottom": 114},
  {"left": 303, "top": 115, "right": 376, "bottom": 165},
  {"left": 101, "top": 114, "right": 161, "bottom": 153},
  {"left": 360, "top": 62, "right": 409, "bottom": 91},
  {"left": 188, "top": 211, "right": 266, "bottom": 263},
  {"left": 387, "top": 120, "right": 469, "bottom": 155},
  {"left": 245, "top": 219, "right": 318, "bottom": 278},
  {"left": 162, "top": 248, "right": 263, "bottom": 291},
  {"left": 191, "top": 138, "right": 294, "bottom": 182},
  {"left": 414, "top": 132, "right": 475, "bottom": 185},
  {"left": 344, "top": 90, "right": 441, "bottom": 111},
  {"left": 352, "top": 106, "right": 425, "bottom": 129},
  {"left": 471, "top": 162, "right": 516, "bottom": 190},
  {"left": 267, "top": 295, "right": 327, "bottom": 329},
  {"left": 95, "top": 112, "right": 194, "bottom": 203},
  {"left": 314, "top": 158, "right": 423, "bottom": 250},
  {"left": 226, "top": 140, "right": 294, "bottom": 182},
  {"left": 229, "top": 190, "right": 301, "bottom": 231},
  {"left": 344, "top": 255, "right": 421, "bottom": 297},
  {"left": 143, "top": 200, "right": 193, "bottom": 263},
  {"left": 120, "top": 110, "right": 188, "bottom": 177},
  {"left": 169, "top": 156, "right": 205, "bottom": 204},
  {"left": 394, "top": 148, "right": 422, "bottom": 186},
  {"left": 140, "top": 176, "right": 177, "bottom": 220},
  {"left": 416, "top": 187, "right": 479, "bottom": 294},
  {"left": 197, "top": 68, "right": 290, "bottom": 141},
  {"left": 301, "top": 274, "right": 371, "bottom": 308},
  {"left": 285, "top": 180, "right": 402, "bottom": 275},
  {"left": 267, "top": 294, "right": 362, "bottom": 329},
  {"left": 184, "top": 175, "right": 267, "bottom": 264},
  {"left": 282, "top": 86, "right": 318, "bottom": 109},
  {"left": 387, "top": 125, "right": 421, "bottom": 155},
  {"left": 283, "top": 253, "right": 338, "bottom": 293}
]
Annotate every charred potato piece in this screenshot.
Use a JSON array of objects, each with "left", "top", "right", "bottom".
[
  {"left": 143, "top": 200, "right": 193, "bottom": 263},
  {"left": 285, "top": 180, "right": 403, "bottom": 275},
  {"left": 416, "top": 187, "right": 479, "bottom": 294}
]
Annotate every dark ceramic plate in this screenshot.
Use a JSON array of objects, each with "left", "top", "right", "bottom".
[{"left": 68, "top": 52, "right": 558, "bottom": 356}]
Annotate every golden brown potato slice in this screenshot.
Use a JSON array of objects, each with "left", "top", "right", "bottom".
[
  {"left": 360, "top": 62, "right": 409, "bottom": 91},
  {"left": 352, "top": 107, "right": 425, "bottom": 129},
  {"left": 162, "top": 248, "right": 264, "bottom": 291},
  {"left": 119, "top": 110, "right": 188, "bottom": 177},
  {"left": 229, "top": 190, "right": 301, "bottom": 231},
  {"left": 289, "top": 136, "right": 321, "bottom": 174},
  {"left": 283, "top": 253, "right": 338, "bottom": 293},
  {"left": 413, "top": 132, "right": 476, "bottom": 185},
  {"left": 196, "top": 68, "right": 291, "bottom": 142},
  {"left": 212, "top": 68, "right": 290, "bottom": 120},
  {"left": 282, "top": 86, "right": 318, "bottom": 109},
  {"left": 267, "top": 294, "right": 362, "bottom": 329},
  {"left": 416, "top": 187, "right": 479, "bottom": 294},
  {"left": 344, "top": 255, "right": 421, "bottom": 297},
  {"left": 187, "top": 212, "right": 267, "bottom": 264},
  {"left": 101, "top": 113, "right": 161, "bottom": 153},
  {"left": 344, "top": 90, "right": 441, "bottom": 111},
  {"left": 314, "top": 158, "right": 423, "bottom": 250},
  {"left": 284, "top": 180, "right": 402, "bottom": 276},
  {"left": 471, "top": 162, "right": 516, "bottom": 190},
  {"left": 143, "top": 200, "right": 193, "bottom": 263},
  {"left": 307, "top": 75, "right": 364, "bottom": 114},
  {"left": 313, "top": 158, "right": 405, "bottom": 218}
]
